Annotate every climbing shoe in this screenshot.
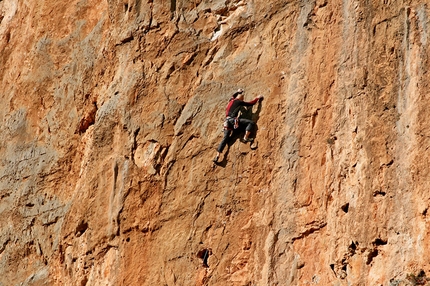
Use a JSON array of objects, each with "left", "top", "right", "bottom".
[
  {"left": 242, "top": 137, "right": 254, "bottom": 143},
  {"left": 213, "top": 155, "right": 219, "bottom": 163}
]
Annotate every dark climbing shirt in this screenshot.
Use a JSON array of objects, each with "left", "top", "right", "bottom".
[{"left": 225, "top": 97, "right": 259, "bottom": 118}]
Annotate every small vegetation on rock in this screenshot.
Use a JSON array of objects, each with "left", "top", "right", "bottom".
[{"left": 406, "top": 270, "right": 430, "bottom": 286}]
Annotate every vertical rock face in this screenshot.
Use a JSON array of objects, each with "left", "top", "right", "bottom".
[{"left": 1, "top": 0, "right": 430, "bottom": 285}]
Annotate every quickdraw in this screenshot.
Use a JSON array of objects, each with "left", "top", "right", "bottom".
[{"left": 234, "top": 117, "right": 239, "bottom": 129}]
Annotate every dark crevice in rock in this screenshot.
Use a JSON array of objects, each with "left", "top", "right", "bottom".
[
  {"left": 349, "top": 241, "right": 357, "bottom": 254},
  {"left": 0, "top": 239, "right": 10, "bottom": 255},
  {"left": 170, "top": 0, "right": 176, "bottom": 12},
  {"left": 318, "top": 0, "right": 328, "bottom": 8},
  {"left": 130, "top": 127, "right": 140, "bottom": 162},
  {"left": 373, "top": 190, "right": 386, "bottom": 197},
  {"left": 77, "top": 102, "right": 98, "bottom": 134},
  {"left": 292, "top": 221, "right": 327, "bottom": 241},
  {"left": 80, "top": 276, "right": 88, "bottom": 286},
  {"left": 366, "top": 249, "right": 378, "bottom": 265},
  {"left": 120, "top": 34, "right": 134, "bottom": 44},
  {"left": 197, "top": 248, "right": 211, "bottom": 268},
  {"left": 341, "top": 264, "right": 347, "bottom": 272},
  {"left": 373, "top": 238, "right": 387, "bottom": 246},
  {"left": 75, "top": 221, "right": 89, "bottom": 237},
  {"left": 341, "top": 203, "right": 349, "bottom": 213},
  {"left": 384, "top": 159, "right": 394, "bottom": 167},
  {"left": 364, "top": 238, "right": 387, "bottom": 265}
]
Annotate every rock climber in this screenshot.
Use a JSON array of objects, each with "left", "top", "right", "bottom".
[{"left": 213, "top": 89, "right": 263, "bottom": 163}]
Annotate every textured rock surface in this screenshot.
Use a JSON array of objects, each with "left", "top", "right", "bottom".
[{"left": 1, "top": 0, "right": 430, "bottom": 285}]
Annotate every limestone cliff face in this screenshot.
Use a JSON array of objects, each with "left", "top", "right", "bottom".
[{"left": 1, "top": 0, "right": 430, "bottom": 285}]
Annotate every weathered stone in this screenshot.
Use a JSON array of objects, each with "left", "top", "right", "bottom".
[{"left": 1, "top": 0, "right": 430, "bottom": 285}]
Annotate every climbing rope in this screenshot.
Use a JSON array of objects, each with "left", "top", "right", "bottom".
[
  {"left": 185, "top": 145, "right": 239, "bottom": 269},
  {"left": 211, "top": 141, "right": 241, "bottom": 264}
]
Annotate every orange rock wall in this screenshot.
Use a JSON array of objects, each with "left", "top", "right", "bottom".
[{"left": 1, "top": 0, "right": 430, "bottom": 285}]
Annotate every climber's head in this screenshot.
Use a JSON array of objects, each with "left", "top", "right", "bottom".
[{"left": 232, "top": 88, "right": 244, "bottom": 99}]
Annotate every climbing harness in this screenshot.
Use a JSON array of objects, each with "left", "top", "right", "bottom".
[
  {"left": 223, "top": 116, "right": 239, "bottom": 131},
  {"left": 223, "top": 118, "right": 232, "bottom": 130},
  {"left": 224, "top": 96, "right": 244, "bottom": 130},
  {"left": 223, "top": 98, "right": 243, "bottom": 131}
]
